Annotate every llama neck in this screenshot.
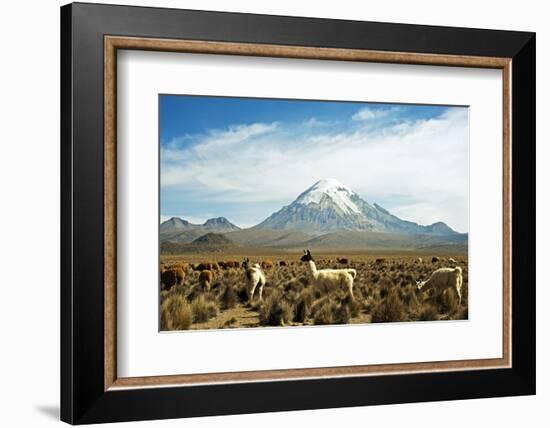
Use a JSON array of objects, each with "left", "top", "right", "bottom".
[{"left": 306, "top": 260, "right": 318, "bottom": 278}]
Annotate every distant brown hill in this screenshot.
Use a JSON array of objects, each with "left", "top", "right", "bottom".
[
  {"left": 223, "top": 229, "right": 312, "bottom": 248},
  {"left": 161, "top": 229, "right": 466, "bottom": 254},
  {"left": 294, "top": 230, "right": 467, "bottom": 252},
  {"left": 223, "top": 229, "right": 467, "bottom": 253},
  {"left": 191, "top": 233, "right": 234, "bottom": 246},
  {"left": 161, "top": 233, "right": 238, "bottom": 254}
]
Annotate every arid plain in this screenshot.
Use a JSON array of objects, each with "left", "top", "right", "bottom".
[{"left": 160, "top": 249, "right": 468, "bottom": 331}]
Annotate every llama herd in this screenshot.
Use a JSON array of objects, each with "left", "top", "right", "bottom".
[
  {"left": 298, "top": 250, "right": 463, "bottom": 307},
  {"left": 160, "top": 250, "right": 465, "bottom": 324}
]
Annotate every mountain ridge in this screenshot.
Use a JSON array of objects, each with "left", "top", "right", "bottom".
[
  {"left": 255, "top": 178, "right": 458, "bottom": 236},
  {"left": 160, "top": 216, "right": 240, "bottom": 232},
  {"left": 160, "top": 216, "right": 240, "bottom": 244},
  {"left": 159, "top": 179, "right": 464, "bottom": 252}
]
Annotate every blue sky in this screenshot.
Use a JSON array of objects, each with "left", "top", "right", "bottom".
[{"left": 160, "top": 95, "right": 469, "bottom": 232}]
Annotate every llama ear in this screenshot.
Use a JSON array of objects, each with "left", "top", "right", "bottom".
[
  {"left": 306, "top": 249, "right": 311, "bottom": 255},
  {"left": 303, "top": 249, "right": 307, "bottom": 254}
]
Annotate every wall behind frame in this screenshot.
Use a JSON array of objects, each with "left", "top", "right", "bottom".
[{"left": 0, "top": 1, "right": 545, "bottom": 427}]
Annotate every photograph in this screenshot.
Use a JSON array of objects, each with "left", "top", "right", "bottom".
[
  {"left": 159, "top": 95, "right": 470, "bottom": 330},
  {"left": 52, "top": 1, "right": 536, "bottom": 424}
]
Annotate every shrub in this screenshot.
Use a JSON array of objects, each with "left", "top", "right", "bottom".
[
  {"left": 160, "top": 293, "right": 192, "bottom": 330},
  {"left": 191, "top": 295, "right": 218, "bottom": 323},
  {"left": 371, "top": 289, "right": 405, "bottom": 323}
]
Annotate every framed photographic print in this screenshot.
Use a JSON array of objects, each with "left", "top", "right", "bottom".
[{"left": 61, "top": 2, "right": 535, "bottom": 424}]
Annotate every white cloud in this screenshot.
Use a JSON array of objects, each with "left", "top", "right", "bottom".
[
  {"left": 301, "top": 117, "right": 337, "bottom": 127},
  {"left": 161, "top": 108, "right": 469, "bottom": 232},
  {"left": 352, "top": 106, "right": 397, "bottom": 122}
]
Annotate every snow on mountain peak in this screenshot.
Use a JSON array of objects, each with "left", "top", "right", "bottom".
[{"left": 295, "top": 178, "right": 361, "bottom": 214}]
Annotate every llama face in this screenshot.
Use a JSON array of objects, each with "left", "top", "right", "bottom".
[{"left": 300, "top": 250, "right": 314, "bottom": 262}]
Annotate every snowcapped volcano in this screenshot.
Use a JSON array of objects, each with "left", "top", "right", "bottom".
[
  {"left": 295, "top": 178, "right": 361, "bottom": 214},
  {"left": 255, "top": 178, "right": 458, "bottom": 236}
]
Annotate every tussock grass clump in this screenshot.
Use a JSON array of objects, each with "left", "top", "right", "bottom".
[
  {"left": 280, "top": 301, "right": 294, "bottom": 324},
  {"left": 402, "top": 285, "right": 419, "bottom": 309},
  {"left": 360, "top": 284, "right": 372, "bottom": 298},
  {"left": 435, "top": 289, "right": 459, "bottom": 314},
  {"left": 311, "top": 298, "right": 334, "bottom": 325},
  {"left": 259, "top": 291, "right": 293, "bottom": 326},
  {"left": 371, "top": 289, "right": 405, "bottom": 323},
  {"left": 311, "top": 297, "right": 351, "bottom": 325},
  {"left": 219, "top": 284, "right": 237, "bottom": 309},
  {"left": 418, "top": 304, "right": 439, "bottom": 321},
  {"left": 362, "top": 295, "right": 376, "bottom": 313},
  {"left": 293, "top": 288, "right": 315, "bottom": 323},
  {"left": 185, "top": 284, "right": 205, "bottom": 302},
  {"left": 379, "top": 275, "right": 394, "bottom": 289},
  {"left": 340, "top": 295, "right": 361, "bottom": 318},
  {"left": 223, "top": 317, "right": 237, "bottom": 328},
  {"left": 191, "top": 295, "right": 219, "bottom": 323},
  {"left": 332, "top": 302, "right": 351, "bottom": 324},
  {"left": 160, "top": 293, "right": 192, "bottom": 330},
  {"left": 282, "top": 278, "right": 301, "bottom": 293},
  {"left": 294, "top": 299, "right": 308, "bottom": 323},
  {"left": 210, "top": 281, "right": 222, "bottom": 292},
  {"left": 235, "top": 284, "right": 249, "bottom": 303},
  {"left": 298, "top": 276, "right": 309, "bottom": 287},
  {"left": 249, "top": 299, "right": 262, "bottom": 311}
]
